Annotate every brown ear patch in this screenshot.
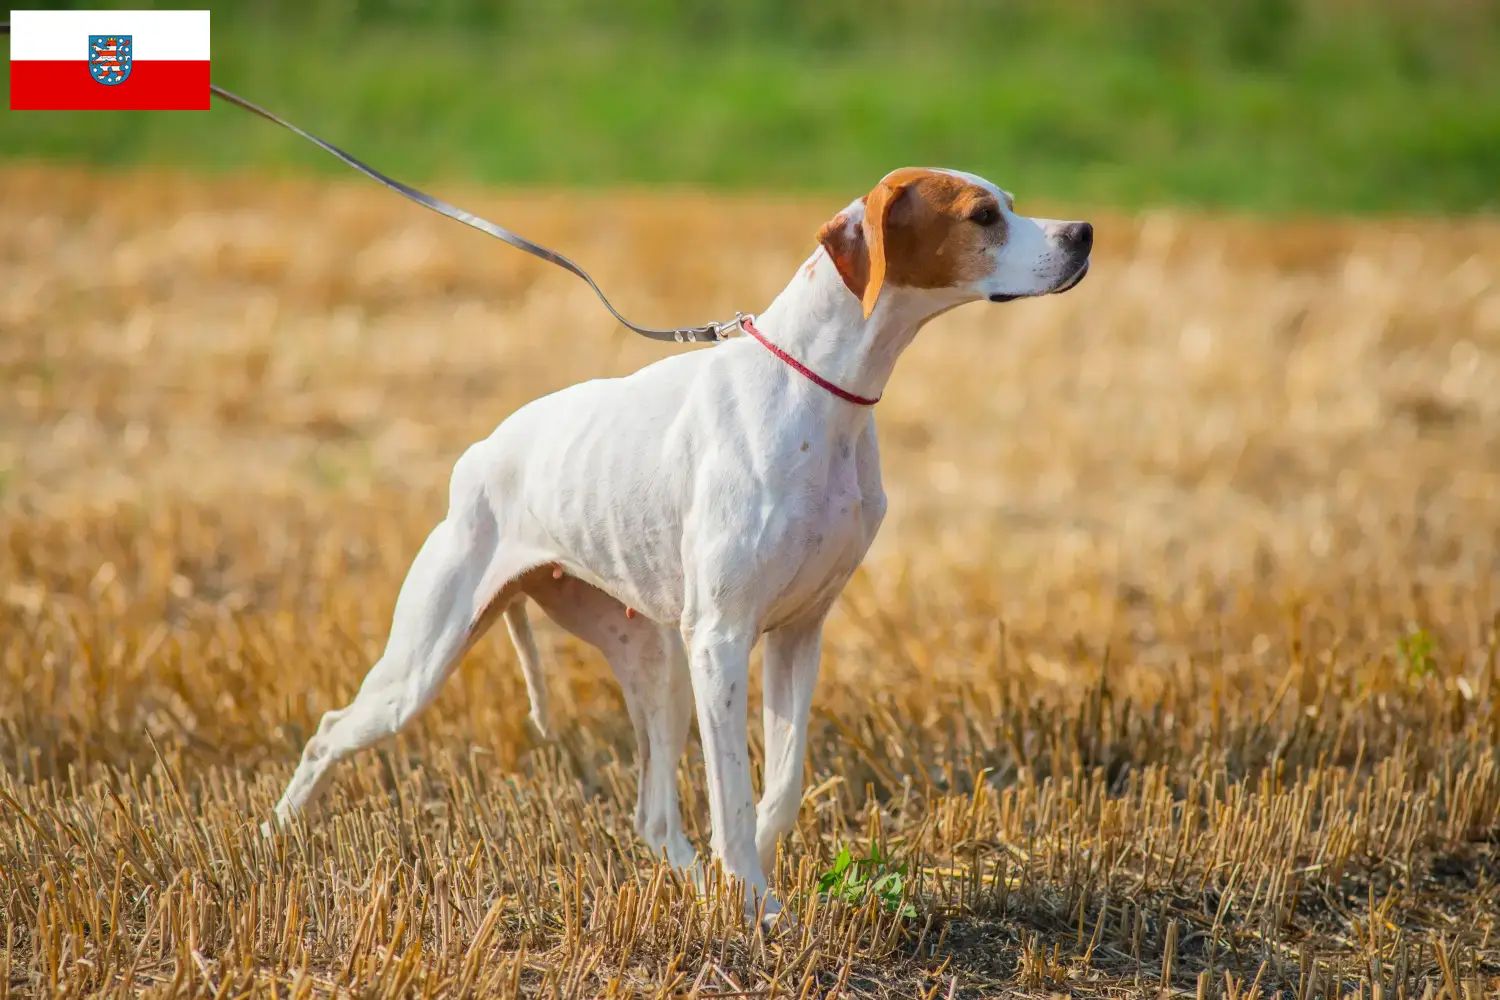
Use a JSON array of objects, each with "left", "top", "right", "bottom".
[
  {"left": 877, "top": 169, "right": 1005, "bottom": 294},
  {"left": 816, "top": 169, "right": 1005, "bottom": 317},
  {"left": 817, "top": 210, "right": 872, "bottom": 306},
  {"left": 858, "top": 181, "right": 908, "bottom": 318}
]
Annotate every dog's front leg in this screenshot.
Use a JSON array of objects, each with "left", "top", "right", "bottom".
[{"left": 681, "top": 620, "right": 776, "bottom": 919}]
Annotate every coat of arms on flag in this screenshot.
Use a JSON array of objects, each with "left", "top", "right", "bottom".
[{"left": 88, "top": 35, "right": 133, "bottom": 86}]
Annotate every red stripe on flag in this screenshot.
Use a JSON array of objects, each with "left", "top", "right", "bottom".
[{"left": 10, "top": 61, "right": 211, "bottom": 111}]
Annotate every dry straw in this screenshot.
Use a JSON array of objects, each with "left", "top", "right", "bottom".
[{"left": 2, "top": 167, "right": 1499, "bottom": 997}]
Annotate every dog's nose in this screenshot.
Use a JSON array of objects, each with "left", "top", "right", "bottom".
[{"left": 1063, "top": 221, "right": 1093, "bottom": 255}]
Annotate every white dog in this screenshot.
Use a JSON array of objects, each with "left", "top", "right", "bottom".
[{"left": 272, "top": 167, "right": 1091, "bottom": 920}]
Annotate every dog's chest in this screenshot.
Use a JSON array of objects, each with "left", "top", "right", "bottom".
[{"left": 761, "top": 438, "right": 876, "bottom": 627}]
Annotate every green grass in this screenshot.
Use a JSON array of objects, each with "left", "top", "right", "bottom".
[
  {"left": 816, "top": 844, "right": 917, "bottom": 919},
  {"left": 4, "top": 0, "right": 1500, "bottom": 212}
]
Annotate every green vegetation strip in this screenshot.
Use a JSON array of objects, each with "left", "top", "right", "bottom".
[{"left": 3, "top": 0, "right": 1499, "bottom": 212}]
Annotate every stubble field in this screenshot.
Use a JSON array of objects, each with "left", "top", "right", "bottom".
[{"left": 2, "top": 166, "right": 1499, "bottom": 998}]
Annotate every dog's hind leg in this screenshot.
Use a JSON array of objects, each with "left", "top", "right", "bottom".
[
  {"left": 643, "top": 629, "right": 697, "bottom": 871},
  {"left": 625, "top": 624, "right": 696, "bottom": 872},
  {"left": 502, "top": 600, "right": 551, "bottom": 739},
  {"left": 525, "top": 576, "right": 697, "bottom": 871},
  {"left": 274, "top": 446, "right": 540, "bottom": 823}
]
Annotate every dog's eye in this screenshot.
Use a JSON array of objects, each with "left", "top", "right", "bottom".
[{"left": 970, "top": 206, "right": 999, "bottom": 226}]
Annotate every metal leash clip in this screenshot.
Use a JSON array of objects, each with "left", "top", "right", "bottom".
[{"left": 686, "top": 312, "right": 755, "bottom": 344}]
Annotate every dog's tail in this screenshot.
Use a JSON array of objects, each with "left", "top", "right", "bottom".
[{"left": 502, "top": 601, "right": 551, "bottom": 739}]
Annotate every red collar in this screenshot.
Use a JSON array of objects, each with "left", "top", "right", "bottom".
[{"left": 740, "top": 317, "right": 881, "bottom": 407}]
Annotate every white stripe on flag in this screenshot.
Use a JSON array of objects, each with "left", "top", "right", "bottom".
[{"left": 9, "top": 10, "right": 211, "bottom": 61}]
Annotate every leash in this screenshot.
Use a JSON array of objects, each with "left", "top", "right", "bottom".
[
  {"left": 0, "top": 11, "right": 739, "bottom": 346},
  {"left": 206, "top": 85, "right": 746, "bottom": 344},
  {"left": 2, "top": 19, "right": 874, "bottom": 399}
]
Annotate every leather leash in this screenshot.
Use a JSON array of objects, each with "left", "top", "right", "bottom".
[
  {"left": 0, "top": 12, "right": 740, "bottom": 348},
  {"left": 206, "top": 84, "right": 745, "bottom": 344},
  {"left": 0, "top": 19, "right": 820, "bottom": 368}
]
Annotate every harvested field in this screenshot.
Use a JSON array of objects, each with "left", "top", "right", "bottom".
[{"left": 2, "top": 165, "right": 1499, "bottom": 998}]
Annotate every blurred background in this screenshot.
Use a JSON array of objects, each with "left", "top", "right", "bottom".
[
  {"left": 4, "top": 5, "right": 1500, "bottom": 995},
  {"left": 4, "top": 0, "right": 1499, "bottom": 211}
]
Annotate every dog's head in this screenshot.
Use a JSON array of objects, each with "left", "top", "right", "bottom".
[{"left": 817, "top": 167, "right": 1091, "bottom": 319}]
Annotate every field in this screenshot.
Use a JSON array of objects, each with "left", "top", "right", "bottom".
[{"left": 2, "top": 164, "right": 1500, "bottom": 998}]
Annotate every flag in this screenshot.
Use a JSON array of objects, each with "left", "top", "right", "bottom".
[{"left": 9, "top": 9, "right": 211, "bottom": 110}]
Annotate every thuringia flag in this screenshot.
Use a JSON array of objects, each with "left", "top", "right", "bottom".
[{"left": 9, "top": 10, "right": 211, "bottom": 110}]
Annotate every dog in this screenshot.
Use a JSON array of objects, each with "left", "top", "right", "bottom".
[{"left": 271, "top": 167, "right": 1091, "bottom": 921}]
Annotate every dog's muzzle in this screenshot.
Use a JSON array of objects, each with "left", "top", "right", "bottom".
[
  {"left": 1051, "top": 257, "right": 1090, "bottom": 294},
  {"left": 987, "top": 258, "right": 1090, "bottom": 303}
]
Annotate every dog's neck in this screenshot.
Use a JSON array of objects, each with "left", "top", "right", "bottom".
[{"left": 749, "top": 248, "right": 957, "bottom": 415}]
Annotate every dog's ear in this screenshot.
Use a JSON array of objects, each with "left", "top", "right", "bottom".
[
  {"left": 817, "top": 209, "right": 869, "bottom": 310},
  {"left": 816, "top": 180, "right": 910, "bottom": 319},
  {"left": 858, "top": 179, "right": 908, "bottom": 319}
]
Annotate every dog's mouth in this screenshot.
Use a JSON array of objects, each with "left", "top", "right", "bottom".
[
  {"left": 1051, "top": 258, "right": 1090, "bottom": 294},
  {"left": 987, "top": 259, "right": 1090, "bottom": 304}
]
